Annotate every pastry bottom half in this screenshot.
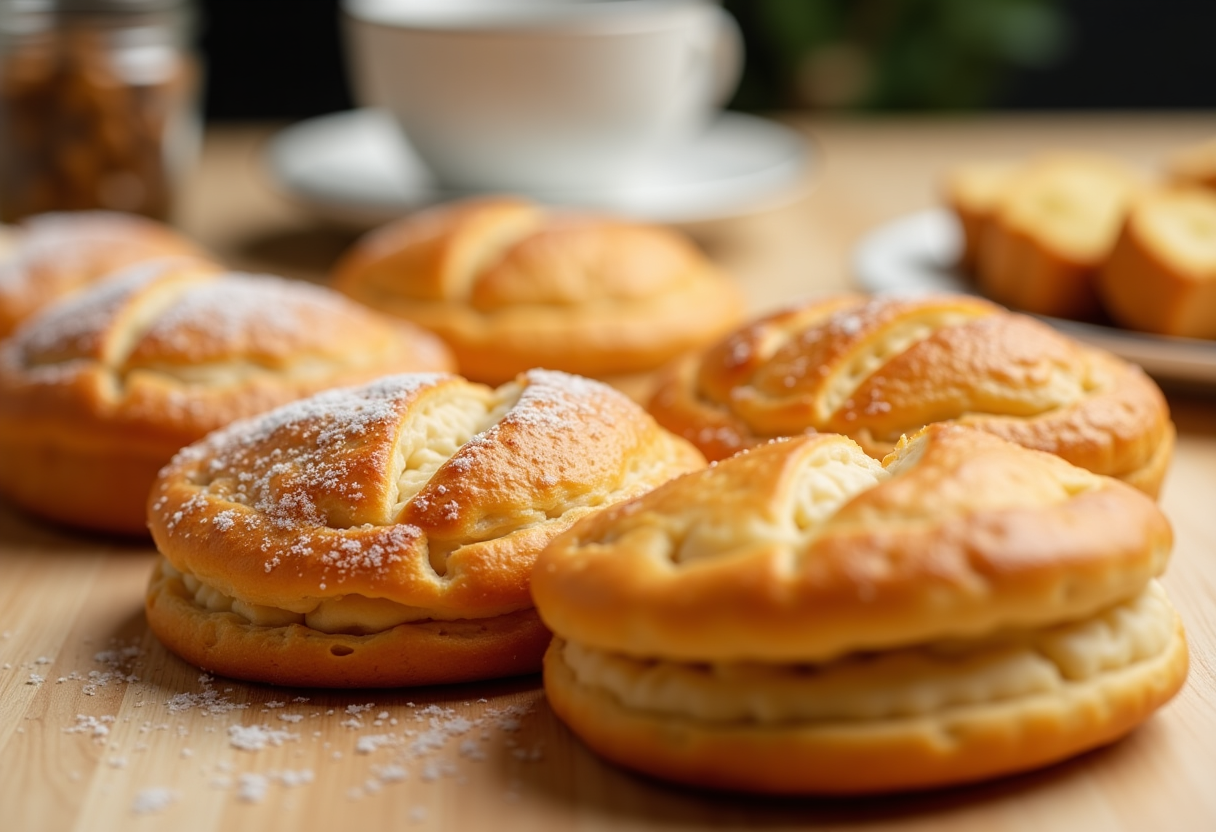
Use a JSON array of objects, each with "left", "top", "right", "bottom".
[
  {"left": 543, "top": 588, "right": 1189, "bottom": 795},
  {"left": 0, "top": 427, "right": 169, "bottom": 535},
  {"left": 146, "top": 559, "right": 551, "bottom": 688}
]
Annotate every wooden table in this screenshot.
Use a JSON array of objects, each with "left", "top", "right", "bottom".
[{"left": 3, "top": 115, "right": 1216, "bottom": 831}]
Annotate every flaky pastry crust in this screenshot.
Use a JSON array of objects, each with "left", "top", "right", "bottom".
[
  {"left": 646, "top": 293, "right": 1174, "bottom": 496},
  {"left": 532, "top": 425, "right": 1186, "bottom": 793},
  {"left": 0, "top": 259, "right": 456, "bottom": 534},
  {"left": 543, "top": 614, "right": 1187, "bottom": 795},
  {"left": 0, "top": 210, "right": 206, "bottom": 337},
  {"left": 146, "top": 370, "right": 705, "bottom": 687},
  {"left": 535, "top": 426, "right": 1172, "bottom": 662},
  {"left": 330, "top": 197, "right": 746, "bottom": 384}
]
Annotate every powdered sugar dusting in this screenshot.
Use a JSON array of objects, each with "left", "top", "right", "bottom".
[
  {"left": 227, "top": 724, "right": 300, "bottom": 751},
  {"left": 137, "top": 273, "right": 371, "bottom": 361},
  {"left": 0, "top": 210, "right": 184, "bottom": 299},
  {"left": 131, "top": 787, "right": 178, "bottom": 815},
  {"left": 446, "top": 369, "right": 615, "bottom": 476},
  {"left": 161, "top": 376, "right": 447, "bottom": 579},
  {"left": 15, "top": 634, "right": 548, "bottom": 816},
  {"left": 10, "top": 258, "right": 175, "bottom": 363}
]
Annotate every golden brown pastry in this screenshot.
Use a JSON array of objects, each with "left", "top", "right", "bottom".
[
  {"left": 1098, "top": 187, "right": 1216, "bottom": 339},
  {"left": 1166, "top": 136, "right": 1216, "bottom": 191},
  {"left": 330, "top": 196, "right": 746, "bottom": 386},
  {"left": 941, "top": 160, "right": 1018, "bottom": 272},
  {"left": 976, "top": 154, "right": 1143, "bottom": 320},
  {"left": 146, "top": 370, "right": 705, "bottom": 688},
  {"left": 647, "top": 293, "right": 1174, "bottom": 496},
  {"left": 0, "top": 210, "right": 205, "bottom": 337},
  {"left": 533, "top": 425, "right": 1188, "bottom": 794},
  {"left": 0, "top": 259, "right": 456, "bottom": 534}
]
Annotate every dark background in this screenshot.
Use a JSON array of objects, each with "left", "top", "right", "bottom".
[{"left": 197, "top": 0, "right": 1216, "bottom": 120}]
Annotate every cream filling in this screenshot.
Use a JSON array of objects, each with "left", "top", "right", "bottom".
[
  {"left": 560, "top": 582, "right": 1175, "bottom": 724},
  {"left": 163, "top": 561, "right": 522, "bottom": 635},
  {"left": 390, "top": 381, "right": 519, "bottom": 517}
]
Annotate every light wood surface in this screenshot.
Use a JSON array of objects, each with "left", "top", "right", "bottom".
[{"left": 3, "top": 114, "right": 1216, "bottom": 831}]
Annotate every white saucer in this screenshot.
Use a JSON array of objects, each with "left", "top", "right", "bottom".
[
  {"left": 264, "top": 108, "right": 811, "bottom": 226},
  {"left": 853, "top": 208, "right": 1216, "bottom": 386}
]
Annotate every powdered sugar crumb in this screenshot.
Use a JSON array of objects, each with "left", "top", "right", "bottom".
[
  {"left": 132, "top": 787, "right": 178, "bottom": 816},
  {"left": 31, "top": 575, "right": 545, "bottom": 815},
  {"left": 64, "top": 713, "right": 114, "bottom": 741},
  {"left": 356, "top": 734, "right": 395, "bottom": 755},
  {"left": 227, "top": 724, "right": 300, "bottom": 752},
  {"left": 237, "top": 773, "right": 269, "bottom": 803}
]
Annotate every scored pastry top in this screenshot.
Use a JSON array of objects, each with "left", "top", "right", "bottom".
[
  {"left": 0, "top": 210, "right": 205, "bottom": 337},
  {"left": 332, "top": 196, "right": 718, "bottom": 309},
  {"left": 647, "top": 293, "right": 1172, "bottom": 493},
  {"left": 533, "top": 424, "right": 1172, "bottom": 664},
  {"left": 330, "top": 196, "right": 745, "bottom": 382},
  {"left": 149, "top": 370, "right": 706, "bottom": 624},
  {"left": 0, "top": 257, "right": 455, "bottom": 441}
]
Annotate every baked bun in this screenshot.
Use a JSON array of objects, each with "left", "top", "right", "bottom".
[
  {"left": 0, "top": 210, "right": 204, "bottom": 337},
  {"left": 1098, "top": 187, "right": 1216, "bottom": 339},
  {"left": 976, "top": 154, "right": 1142, "bottom": 320},
  {"left": 533, "top": 425, "right": 1187, "bottom": 794},
  {"left": 1167, "top": 136, "right": 1216, "bottom": 191},
  {"left": 0, "top": 259, "right": 456, "bottom": 534},
  {"left": 146, "top": 370, "right": 705, "bottom": 688},
  {"left": 330, "top": 197, "right": 746, "bottom": 386},
  {"left": 647, "top": 293, "right": 1173, "bottom": 496},
  {"left": 941, "top": 160, "right": 1017, "bottom": 272}
]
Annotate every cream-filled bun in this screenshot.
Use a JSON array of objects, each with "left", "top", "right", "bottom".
[
  {"left": 0, "top": 259, "right": 455, "bottom": 534},
  {"left": 146, "top": 370, "right": 706, "bottom": 688},
  {"left": 330, "top": 196, "right": 746, "bottom": 387},
  {"left": 647, "top": 293, "right": 1174, "bottom": 497},
  {"left": 533, "top": 425, "right": 1188, "bottom": 794},
  {"left": 0, "top": 210, "right": 206, "bottom": 337}
]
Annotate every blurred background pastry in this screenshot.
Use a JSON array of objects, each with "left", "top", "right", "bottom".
[
  {"left": 146, "top": 370, "right": 704, "bottom": 687},
  {"left": 332, "top": 196, "right": 746, "bottom": 394},
  {"left": 0, "top": 257, "right": 455, "bottom": 534},
  {"left": 974, "top": 153, "right": 1143, "bottom": 321},
  {"left": 1167, "top": 136, "right": 1216, "bottom": 191},
  {"left": 0, "top": 210, "right": 205, "bottom": 337},
  {"left": 1098, "top": 186, "right": 1216, "bottom": 339},
  {"left": 941, "top": 160, "right": 1017, "bottom": 273},
  {"left": 533, "top": 425, "right": 1187, "bottom": 794}
]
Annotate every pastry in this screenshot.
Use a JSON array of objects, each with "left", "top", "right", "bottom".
[
  {"left": 533, "top": 425, "right": 1188, "bottom": 794},
  {"left": 976, "top": 154, "right": 1142, "bottom": 320},
  {"left": 1167, "top": 136, "right": 1216, "bottom": 191},
  {"left": 1098, "top": 187, "right": 1216, "bottom": 339},
  {"left": 330, "top": 196, "right": 746, "bottom": 386},
  {"left": 941, "top": 160, "right": 1017, "bottom": 272},
  {"left": 0, "top": 258, "right": 456, "bottom": 534},
  {"left": 647, "top": 293, "right": 1174, "bottom": 496},
  {"left": 145, "top": 370, "right": 705, "bottom": 688},
  {"left": 0, "top": 210, "right": 204, "bottom": 337}
]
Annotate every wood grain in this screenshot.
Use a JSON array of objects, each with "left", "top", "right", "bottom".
[{"left": 3, "top": 114, "right": 1216, "bottom": 831}]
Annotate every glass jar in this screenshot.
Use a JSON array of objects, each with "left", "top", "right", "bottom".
[{"left": 0, "top": 0, "right": 199, "bottom": 222}]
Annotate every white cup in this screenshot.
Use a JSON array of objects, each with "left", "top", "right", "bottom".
[{"left": 341, "top": 0, "right": 743, "bottom": 193}]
